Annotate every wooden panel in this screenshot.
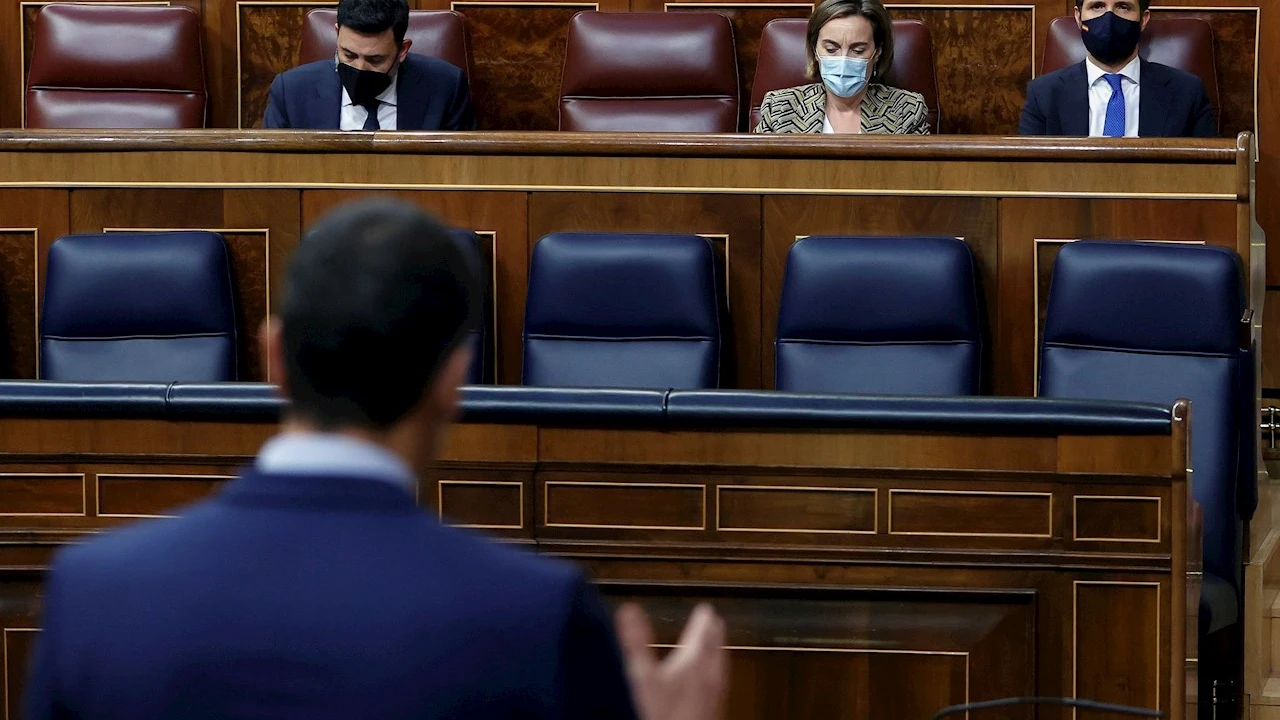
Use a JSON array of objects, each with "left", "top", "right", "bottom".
[
  {"left": 1267, "top": 289, "right": 1280, "bottom": 389},
  {"left": 236, "top": 2, "right": 332, "bottom": 128},
  {"left": 3, "top": 627, "right": 37, "bottom": 720},
  {"left": 301, "top": 190, "right": 528, "bottom": 384},
  {"left": 451, "top": 3, "right": 604, "bottom": 131},
  {"left": 997, "top": 197, "right": 1238, "bottom": 397},
  {"left": 717, "top": 485, "right": 876, "bottom": 534},
  {"left": 528, "top": 192, "right": 764, "bottom": 387},
  {"left": 0, "top": 473, "right": 83, "bottom": 515},
  {"left": 437, "top": 479, "right": 523, "bottom": 528},
  {"left": 543, "top": 480, "right": 706, "bottom": 529},
  {"left": 66, "top": 188, "right": 299, "bottom": 382},
  {"left": 1075, "top": 582, "right": 1163, "bottom": 715},
  {"left": 96, "top": 474, "right": 230, "bottom": 517},
  {"left": 1074, "top": 495, "right": 1162, "bottom": 543},
  {"left": 0, "top": 189, "right": 68, "bottom": 380},
  {"left": 761, "top": 195, "right": 997, "bottom": 390},
  {"left": 888, "top": 489, "right": 1052, "bottom": 538},
  {"left": 887, "top": 5, "right": 1033, "bottom": 135}
]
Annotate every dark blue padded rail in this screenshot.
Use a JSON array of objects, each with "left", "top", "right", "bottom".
[{"left": 0, "top": 381, "right": 1172, "bottom": 436}]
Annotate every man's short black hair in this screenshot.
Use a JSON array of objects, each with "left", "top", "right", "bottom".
[
  {"left": 280, "top": 198, "right": 480, "bottom": 430},
  {"left": 1075, "top": 0, "right": 1151, "bottom": 12},
  {"left": 336, "top": 0, "right": 410, "bottom": 45}
]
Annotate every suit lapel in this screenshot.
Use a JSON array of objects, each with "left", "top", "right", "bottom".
[
  {"left": 1062, "top": 62, "right": 1090, "bottom": 136},
  {"left": 800, "top": 84, "right": 825, "bottom": 134},
  {"left": 1138, "top": 60, "right": 1172, "bottom": 138},
  {"left": 395, "top": 56, "right": 428, "bottom": 131},
  {"left": 314, "top": 65, "right": 343, "bottom": 131}
]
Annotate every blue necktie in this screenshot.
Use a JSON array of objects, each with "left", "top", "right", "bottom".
[
  {"left": 1103, "top": 73, "right": 1125, "bottom": 138},
  {"left": 361, "top": 101, "right": 380, "bottom": 130}
]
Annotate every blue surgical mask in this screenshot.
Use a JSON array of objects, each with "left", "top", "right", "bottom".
[{"left": 818, "top": 55, "right": 870, "bottom": 98}]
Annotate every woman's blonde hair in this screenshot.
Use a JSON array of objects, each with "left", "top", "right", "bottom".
[{"left": 805, "top": 0, "right": 895, "bottom": 81}]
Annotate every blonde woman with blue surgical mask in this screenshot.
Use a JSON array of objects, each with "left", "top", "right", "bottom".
[{"left": 756, "top": 0, "right": 929, "bottom": 134}]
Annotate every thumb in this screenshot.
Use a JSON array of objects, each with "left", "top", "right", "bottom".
[{"left": 615, "top": 602, "right": 658, "bottom": 674}]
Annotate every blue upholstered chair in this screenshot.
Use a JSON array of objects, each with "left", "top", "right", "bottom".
[
  {"left": 775, "top": 235, "right": 982, "bottom": 394},
  {"left": 522, "top": 232, "right": 720, "bottom": 389},
  {"left": 449, "top": 229, "right": 490, "bottom": 385},
  {"left": 40, "top": 232, "right": 238, "bottom": 381},
  {"left": 1038, "top": 240, "right": 1254, "bottom": 714}
]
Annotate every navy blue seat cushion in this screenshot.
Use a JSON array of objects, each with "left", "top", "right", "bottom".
[
  {"left": 40, "top": 231, "right": 237, "bottom": 382},
  {"left": 776, "top": 235, "right": 981, "bottom": 395},
  {"left": 522, "top": 232, "right": 720, "bottom": 389},
  {"left": 1039, "top": 241, "right": 1249, "bottom": 588}
]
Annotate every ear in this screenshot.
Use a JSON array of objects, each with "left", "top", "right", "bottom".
[
  {"left": 1140, "top": 9, "right": 1151, "bottom": 30},
  {"left": 259, "top": 317, "right": 288, "bottom": 396},
  {"left": 398, "top": 38, "right": 413, "bottom": 63},
  {"left": 1074, "top": 7, "right": 1083, "bottom": 28}
]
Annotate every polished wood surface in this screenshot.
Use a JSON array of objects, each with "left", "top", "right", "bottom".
[
  {"left": 0, "top": 408, "right": 1193, "bottom": 720},
  {"left": 0, "top": 132, "right": 1257, "bottom": 394}
]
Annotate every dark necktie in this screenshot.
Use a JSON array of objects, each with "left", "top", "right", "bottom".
[
  {"left": 361, "top": 101, "right": 380, "bottom": 131},
  {"left": 1103, "top": 74, "right": 1125, "bottom": 138}
]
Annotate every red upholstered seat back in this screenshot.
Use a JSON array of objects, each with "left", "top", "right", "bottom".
[
  {"left": 1042, "top": 15, "right": 1219, "bottom": 130},
  {"left": 26, "top": 4, "right": 206, "bottom": 129},
  {"left": 559, "top": 11, "right": 739, "bottom": 132},
  {"left": 298, "top": 8, "right": 472, "bottom": 89},
  {"left": 749, "top": 17, "right": 941, "bottom": 132}
]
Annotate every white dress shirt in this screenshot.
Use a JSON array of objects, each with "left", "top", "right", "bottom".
[
  {"left": 339, "top": 74, "right": 398, "bottom": 131},
  {"left": 255, "top": 431, "right": 416, "bottom": 493},
  {"left": 1086, "top": 55, "right": 1140, "bottom": 138}
]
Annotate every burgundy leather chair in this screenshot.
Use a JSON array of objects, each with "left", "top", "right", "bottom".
[
  {"left": 559, "top": 11, "right": 739, "bottom": 132},
  {"left": 1042, "top": 15, "right": 1219, "bottom": 129},
  {"left": 298, "top": 8, "right": 472, "bottom": 88},
  {"left": 26, "top": 4, "right": 206, "bottom": 129},
  {"left": 750, "top": 18, "right": 940, "bottom": 132}
]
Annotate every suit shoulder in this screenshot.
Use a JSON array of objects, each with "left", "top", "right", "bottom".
[
  {"left": 405, "top": 53, "right": 466, "bottom": 83},
  {"left": 874, "top": 84, "right": 926, "bottom": 108},
  {"left": 277, "top": 59, "right": 334, "bottom": 81},
  {"left": 1026, "top": 63, "right": 1078, "bottom": 93},
  {"left": 438, "top": 523, "right": 581, "bottom": 589},
  {"left": 1146, "top": 60, "right": 1206, "bottom": 90},
  {"left": 762, "top": 83, "right": 818, "bottom": 106}
]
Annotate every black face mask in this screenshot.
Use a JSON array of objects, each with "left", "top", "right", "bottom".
[
  {"left": 336, "top": 60, "right": 394, "bottom": 106},
  {"left": 1080, "top": 11, "right": 1143, "bottom": 65}
]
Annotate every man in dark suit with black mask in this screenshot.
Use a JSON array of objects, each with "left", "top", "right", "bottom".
[
  {"left": 263, "top": 0, "right": 474, "bottom": 130},
  {"left": 1019, "top": 0, "right": 1215, "bottom": 138}
]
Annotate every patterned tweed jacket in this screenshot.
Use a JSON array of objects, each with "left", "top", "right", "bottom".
[{"left": 755, "top": 82, "right": 930, "bottom": 134}]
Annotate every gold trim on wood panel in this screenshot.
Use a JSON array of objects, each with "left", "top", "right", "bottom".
[
  {"left": 887, "top": 488, "right": 1053, "bottom": 538},
  {"left": 1072, "top": 494, "right": 1163, "bottom": 543},
  {"left": 0, "top": 472, "right": 85, "bottom": 517},
  {"left": 471, "top": 230, "right": 500, "bottom": 382},
  {"left": 543, "top": 480, "right": 708, "bottom": 530},
  {"left": 1031, "top": 238, "right": 1208, "bottom": 394},
  {"left": 1071, "top": 580, "right": 1162, "bottom": 718},
  {"left": 18, "top": 1, "right": 171, "bottom": 128},
  {"left": 0, "top": 228, "right": 40, "bottom": 378},
  {"left": 235, "top": 0, "right": 340, "bottom": 130},
  {"left": 3, "top": 627, "right": 41, "bottom": 720},
  {"left": 101, "top": 227, "right": 272, "bottom": 380},
  {"left": 95, "top": 472, "right": 235, "bottom": 519},
  {"left": 436, "top": 479, "right": 524, "bottom": 529},
  {"left": 715, "top": 485, "right": 878, "bottom": 534},
  {"left": 0, "top": 181, "right": 1238, "bottom": 201}
]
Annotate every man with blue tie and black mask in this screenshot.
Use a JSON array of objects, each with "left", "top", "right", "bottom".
[
  {"left": 1018, "top": 0, "right": 1215, "bottom": 138},
  {"left": 262, "top": 0, "right": 474, "bottom": 131}
]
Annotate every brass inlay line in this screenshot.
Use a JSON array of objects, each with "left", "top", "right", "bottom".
[
  {"left": 543, "top": 480, "right": 707, "bottom": 530},
  {"left": 471, "top": 230, "right": 500, "bottom": 382},
  {"left": 1072, "top": 494, "right": 1163, "bottom": 543},
  {"left": 715, "top": 485, "right": 877, "bottom": 534},
  {"left": 0, "top": 471, "right": 85, "bottom": 517},
  {"left": 887, "top": 488, "right": 1053, "bottom": 538},
  {"left": 437, "top": 479, "right": 524, "bottom": 529}
]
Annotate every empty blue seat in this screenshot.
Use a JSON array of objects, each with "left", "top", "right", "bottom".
[
  {"left": 449, "top": 229, "right": 489, "bottom": 385},
  {"left": 775, "top": 235, "right": 981, "bottom": 394},
  {"left": 1038, "top": 240, "right": 1253, "bottom": 712},
  {"left": 522, "top": 232, "right": 720, "bottom": 389},
  {"left": 40, "top": 231, "right": 238, "bottom": 381}
]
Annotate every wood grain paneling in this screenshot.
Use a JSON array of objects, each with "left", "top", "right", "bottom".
[
  {"left": 529, "top": 192, "right": 764, "bottom": 387},
  {"left": 998, "top": 197, "right": 1238, "bottom": 396},
  {"left": 543, "top": 480, "right": 706, "bottom": 529},
  {"left": 1152, "top": 7, "right": 1257, "bottom": 140},
  {"left": 452, "top": 3, "right": 600, "bottom": 131},
  {"left": 1075, "top": 582, "right": 1163, "bottom": 715},
  {"left": 0, "top": 189, "right": 67, "bottom": 380},
  {"left": 1074, "top": 495, "right": 1161, "bottom": 543},
  {"left": 437, "top": 479, "right": 523, "bottom": 528},
  {"left": 237, "top": 2, "right": 331, "bottom": 128},
  {"left": 717, "top": 485, "right": 876, "bottom": 533},
  {"left": 301, "top": 189, "right": 528, "bottom": 383},
  {"left": 0, "top": 473, "right": 83, "bottom": 515},
  {"left": 889, "top": 489, "right": 1053, "bottom": 538},
  {"left": 2, "top": 627, "right": 38, "bottom": 720},
  {"left": 761, "top": 195, "right": 997, "bottom": 390},
  {"left": 96, "top": 474, "right": 229, "bottom": 517},
  {"left": 888, "top": 5, "right": 1033, "bottom": 135}
]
